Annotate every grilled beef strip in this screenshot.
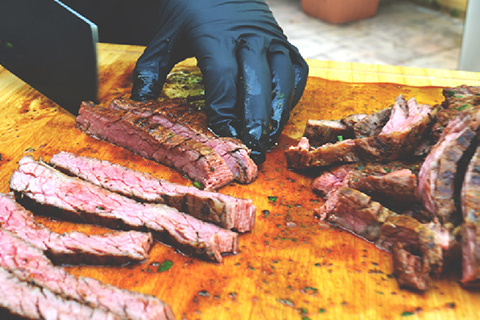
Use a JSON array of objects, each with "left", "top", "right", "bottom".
[
  {"left": 50, "top": 151, "right": 256, "bottom": 233},
  {"left": 418, "top": 112, "right": 480, "bottom": 225},
  {"left": 108, "top": 98, "right": 258, "bottom": 184},
  {"left": 0, "top": 266, "right": 120, "bottom": 320},
  {"left": 317, "top": 186, "right": 397, "bottom": 241},
  {"left": 378, "top": 215, "right": 443, "bottom": 291},
  {"left": 0, "top": 192, "right": 152, "bottom": 265},
  {"left": 352, "top": 105, "right": 393, "bottom": 138},
  {"left": 286, "top": 96, "right": 436, "bottom": 169},
  {"left": 10, "top": 156, "right": 238, "bottom": 263},
  {"left": 461, "top": 144, "right": 480, "bottom": 286},
  {"left": 0, "top": 229, "right": 174, "bottom": 320},
  {"left": 303, "top": 119, "right": 351, "bottom": 147},
  {"left": 76, "top": 101, "right": 235, "bottom": 190}
]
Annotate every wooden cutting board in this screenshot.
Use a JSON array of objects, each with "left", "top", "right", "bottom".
[{"left": 1, "top": 43, "right": 480, "bottom": 320}]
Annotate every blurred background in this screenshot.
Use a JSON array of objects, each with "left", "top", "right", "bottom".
[{"left": 267, "top": 0, "right": 469, "bottom": 70}]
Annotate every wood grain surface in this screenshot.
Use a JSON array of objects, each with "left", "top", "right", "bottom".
[{"left": 1, "top": 43, "right": 480, "bottom": 320}]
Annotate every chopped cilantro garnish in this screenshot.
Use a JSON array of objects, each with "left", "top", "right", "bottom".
[{"left": 157, "top": 259, "right": 173, "bottom": 272}]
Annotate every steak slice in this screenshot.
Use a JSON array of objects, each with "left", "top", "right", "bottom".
[
  {"left": 285, "top": 137, "right": 360, "bottom": 169},
  {"left": 378, "top": 215, "right": 443, "bottom": 291},
  {"left": 10, "top": 156, "right": 238, "bottom": 263},
  {"left": 347, "top": 168, "right": 418, "bottom": 209},
  {"left": 108, "top": 98, "right": 258, "bottom": 184},
  {"left": 318, "top": 186, "right": 396, "bottom": 241},
  {"left": 461, "top": 144, "right": 480, "bottom": 286},
  {"left": 0, "top": 192, "right": 152, "bottom": 265},
  {"left": 303, "top": 119, "right": 351, "bottom": 147},
  {"left": 0, "top": 229, "right": 174, "bottom": 320},
  {"left": 356, "top": 97, "right": 436, "bottom": 161},
  {"left": 0, "top": 266, "right": 120, "bottom": 320},
  {"left": 353, "top": 105, "right": 393, "bottom": 138},
  {"left": 50, "top": 151, "right": 256, "bottom": 233},
  {"left": 418, "top": 113, "right": 480, "bottom": 225},
  {"left": 76, "top": 101, "right": 234, "bottom": 190},
  {"left": 286, "top": 97, "right": 436, "bottom": 169}
]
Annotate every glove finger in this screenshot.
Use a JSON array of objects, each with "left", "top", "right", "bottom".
[
  {"left": 131, "top": 30, "right": 191, "bottom": 101},
  {"left": 236, "top": 35, "right": 272, "bottom": 164},
  {"left": 268, "top": 42, "right": 295, "bottom": 145},
  {"left": 194, "top": 39, "right": 241, "bottom": 139},
  {"left": 289, "top": 46, "right": 309, "bottom": 108}
]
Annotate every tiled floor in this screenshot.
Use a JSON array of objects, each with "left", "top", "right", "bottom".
[{"left": 267, "top": 0, "right": 465, "bottom": 70}]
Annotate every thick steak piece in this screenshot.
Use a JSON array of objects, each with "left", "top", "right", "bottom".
[
  {"left": 303, "top": 119, "right": 351, "bottom": 147},
  {"left": 418, "top": 113, "right": 480, "bottom": 224},
  {"left": 0, "top": 192, "right": 152, "bottom": 265},
  {"left": 461, "top": 144, "right": 480, "bottom": 286},
  {"left": 10, "top": 156, "right": 238, "bottom": 263},
  {"left": 0, "top": 229, "right": 174, "bottom": 320},
  {"left": 317, "top": 186, "right": 396, "bottom": 241},
  {"left": 76, "top": 101, "right": 235, "bottom": 190},
  {"left": 50, "top": 151, "right": 256, "bottom": 233},
  {"left": 378, "top": 215, "right": 443, "bottom": 291},
  {"left": 0, "top": 266, "right": 120, "bottom": 320},
  {"left": 108, "top": 98, "right": 258, "bottom": 184}
]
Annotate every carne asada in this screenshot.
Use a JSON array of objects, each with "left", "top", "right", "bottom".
[
  {"left": 76, "top": 101, "right": 235, "bottom": 190},
  {"left": 10, "top": 156, "right": 239, "bottom": 262},
  {"left": 0, "top": 192, "right": 152, "bottom": 265},
  {"left": 50, "top": 151, "right": 256, "bottom": 232},
  {"left": 286, "top": 96, "right": 436, "bottom": 169},
  {"left": 418, "top": 112, "right": 480, "bottom": 225},
  {"left": 461, "top": 144, "right": 480, "bottom": 286},
  {"left": 0, "top": 266, "right": 120, "bottom": 320},
  {"left": 0, "top": 229, "right": 174, "bottom": 320},
  {"left": 108, "top": 98, "right": 258, "bottom": 184}
]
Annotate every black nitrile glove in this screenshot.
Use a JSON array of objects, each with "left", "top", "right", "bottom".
[{"left": 131, "top": 0, "right": 309, "bottom": 164}]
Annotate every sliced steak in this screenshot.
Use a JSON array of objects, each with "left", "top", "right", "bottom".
[
  {"left": 285, "top": 137, "right": 359, "bottom": 169},
  {"left": 378, "top": 215, "right": 443, "bottom": 291},
  {"left": 303, "top": 119, "right": 351, "bottom": 147},
  {"left": 356, "top": 97, "right": 436, "bottom": 161},
  {"left": 319, "top": 186, "right": 396, "bottom": 241},
  {"left": 76, "top": 101, "right": 234, "bottom": 190},
  {"left": 50, "top": 151, "right": 256, "bottom": 233},
  {"left": 0, "top": 266, "right": 120, "bottom": 320},
  {"left": 108, "top": 98, "right": 257, "bottom": 184},
  {"left": 347, "top": 168, "right": 418, "bottom": 209},
  {"left": 0, "top": 229, "right": 174, "bottom": 320},
  {"left": 0, "top": 192, "right": 152, "bottom": 265},
  {"left": 353, "top": 105, "right": 393, "bottom": 138},
  {"left": 286, "top": 97, "right": 436, "bottom": 169},
  {"left": 10, "top": 156, "right": 238, "bottom": 263},
  {"left": 418, "top": 113, "right": 480, "bottom": 225},
  {"left": 461, "top": 144, "right": 480, "bottom": 286}
]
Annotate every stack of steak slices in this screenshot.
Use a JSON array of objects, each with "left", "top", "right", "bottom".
[
  {"left": 76, "top": 98, "right": 258, "bottom": 190},
  {"left": 10, "top": 155, "right": 240, "bottom": 263},
  {"left": 288, "top": 86, "right": 480, "bottom": 291},
  {"left": 0, "top": 192, "right": 153, "bottom": 265},
  {"left": 0, "top": 229, "right": 174, "bottom": 320}
]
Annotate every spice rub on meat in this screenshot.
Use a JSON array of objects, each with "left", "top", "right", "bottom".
[{"left": 288, "top": 86, "right": 480, "bottom": 291}]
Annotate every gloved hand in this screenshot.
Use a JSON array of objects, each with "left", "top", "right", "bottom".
[{"left": 131, "top": 0, "right": 309, "bottom": 164}]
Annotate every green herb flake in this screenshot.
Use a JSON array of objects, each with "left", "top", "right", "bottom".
[
  {"left": 401, "top": 311, "right": 414, "bottom": 317},
  {"left": 268, "top": 196, "right": 278, "bottom": 202},
  {"left": 302, "top": 286, "right": 318, "bottom": 294},
  {"left": 193, "top": 181, "right": 204, "bottom": 189},
  {"left": 157, "top": 259, "right": 173, "bottom": 273},
  {"left": 454, "top": 104, "right": 470, "bottom": 111},
  {"left": 445, "top": 90, "right": 455, "bottom": 96},
  {"left": 319, "top": 308, "right": 326, "bottom": 314},
  {"left": 96, "top": 206, "right": 105, "bottom": 210},
  {"left": 337, "top": 135, "right": 344, "bottom": 142}
]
